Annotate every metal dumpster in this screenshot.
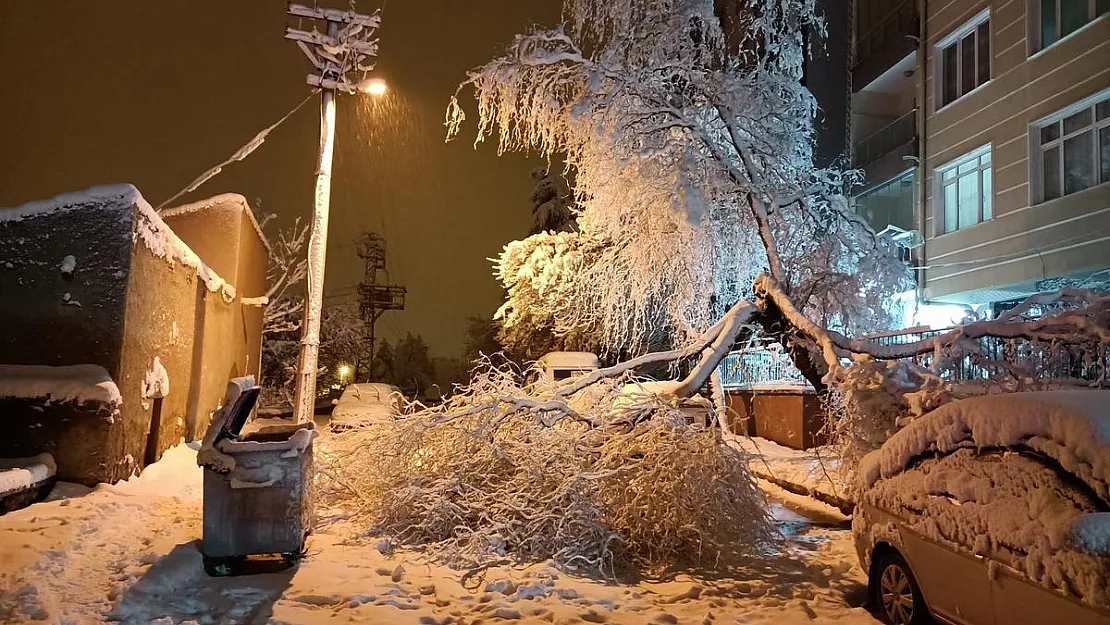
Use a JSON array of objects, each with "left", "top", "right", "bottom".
[{"left": 197, "top": 378, "right": 317, "bottom": 576}]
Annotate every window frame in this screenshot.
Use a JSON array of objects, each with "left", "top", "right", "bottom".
[
  {"left": 1030, "top": 89, "right": 1110, "bottom": 205},
  {"left": 934, "top": 144, "right": 993, "bottom": 235},
  {"left": 934, "top": 8, "right": 992, "bottom": 111},
  {"left": 1031, "top": 0, "right": 1110, "bottom": 53}
]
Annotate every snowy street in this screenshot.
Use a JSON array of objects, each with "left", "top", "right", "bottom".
[{"left": 0, "top": 442, "right": 879, "bottom": 625}]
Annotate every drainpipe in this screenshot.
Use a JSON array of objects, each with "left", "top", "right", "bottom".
[{"left": 916, "top": 0, "right": 928, "bottom": 306}]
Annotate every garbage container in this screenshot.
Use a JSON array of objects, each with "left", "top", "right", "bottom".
[{"left": 197, "top": 377, "right": 317, "bottom": 576}]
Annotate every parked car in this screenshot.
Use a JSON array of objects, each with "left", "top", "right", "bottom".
[
  {"left": 535, "top": 351, "right": 600, "bottom": 383},
  {"left": 329, "top": 383, "right": 402, "bottom": 432},
  {"left": 853, "top": 391, "right": 1110, "bottom": 625}
]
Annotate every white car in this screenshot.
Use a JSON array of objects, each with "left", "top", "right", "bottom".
[
  {"left": 329, "top": 383, "right": 402, "bottom": 432},
  {"left": 853, "top": 391, "right": 1110, "bottom": 625}
]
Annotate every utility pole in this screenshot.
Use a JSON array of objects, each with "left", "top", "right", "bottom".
[
  {"left": 354, "top": 232, "right": 406, "bottom": 380},
  {"left": 286, "top": 3, "right": 383, "bottom": 423}
]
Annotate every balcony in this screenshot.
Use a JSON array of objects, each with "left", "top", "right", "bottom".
[
  {"left": 853, "top": 109, "right": 917, "bottom": 169},
  {"left": 853, "top": 0, "right": 918, "bottom": 89}
]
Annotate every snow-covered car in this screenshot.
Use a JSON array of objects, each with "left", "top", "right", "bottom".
[
  {"left": 329, "top": 383, "right": 402, "bottom": 432},
  {"left": 853, "top": 391, "right": 1110, "bottom": 625},
  {"left": 613, "top": 380, "right": 713, "bottom": 428},
  {"left": 536, "top": 351, "right": 600, "bottom": 382}
]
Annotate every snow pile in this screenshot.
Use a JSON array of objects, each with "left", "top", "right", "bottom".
[
  {"left": 859, "top": 449, "right": 1110, "bottom": 608},
  {"left": 860, "top": 391, "right": 1110, "bottom": 503},
  {"left": 160, "top": 193, "right": 272, "bottom": 255},
  {"left": 0, "top": 364, "right": 122, "bottom": 407},
  {"left": 140, "top": 356, "right": 169, "bottom": 410},
  {"left": 0, "top": 453, "right": 56, "bottom": 496}
]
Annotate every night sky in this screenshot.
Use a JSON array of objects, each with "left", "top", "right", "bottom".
[{"left": 0, "top": 1, "right": 561, "bottom": 358}]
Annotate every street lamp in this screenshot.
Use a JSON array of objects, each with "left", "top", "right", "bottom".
[
  {"left": 338, "top": 364, "right": 352, "bottom": 382},
  {"left": 285, "top": 3, "right": 383, "bottom": 423},
  {"left": 358, "top": 77, "right": 388, "bottom": 96}
]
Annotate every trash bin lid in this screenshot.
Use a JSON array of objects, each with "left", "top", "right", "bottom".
[{"left": 214, "top": 386, "right": 261, "bottom": 444}]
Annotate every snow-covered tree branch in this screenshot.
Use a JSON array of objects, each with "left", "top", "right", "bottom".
[{"left": 451, "top": 0, "right": 911, "bottom": 364}]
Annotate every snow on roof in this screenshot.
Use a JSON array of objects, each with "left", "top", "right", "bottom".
[
  {"left": 861, "top": 390, "right": 1110, "bottom": 503},
  {"left": 1, "top": 185, "right": 238, "bottom": 302},
  {"left": 537, "top": 352, "right": 600, "bottom": 368},
  {"left": 133, "top": 193, "right": 237, "bottom": 301},
  {"left": 0, "top": 184, "right": 139, "bottom": 223},
  {"left": 160, "top": 193, "right": 272, "bottom": 255},
  {"left": 0, "top": 364, "right": 122, "bottom": 407}
]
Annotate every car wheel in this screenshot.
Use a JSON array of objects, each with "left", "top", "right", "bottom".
[{"left": 874, "top": 551, "right": 930, "bottom": 625}]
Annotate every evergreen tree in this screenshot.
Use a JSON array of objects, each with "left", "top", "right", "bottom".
[
  {"left": 529, "top": 167, "right": 576, "bottom": 235},
  {"left": 393, "top": 333, "right": 435, "bottom": 399},
  {"left": 372, "top": 339, "right": 396, "bottom": 385}
]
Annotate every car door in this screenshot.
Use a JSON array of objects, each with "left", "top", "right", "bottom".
[
  {"left": 897, "top": 526, "right": 996, "bottom": 625},
  {"left": 989, "top": 560, "right": 1110, "bottom": 625}
]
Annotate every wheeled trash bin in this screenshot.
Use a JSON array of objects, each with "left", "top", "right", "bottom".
[{"left": 196, "top": 377, "right": 317, "bottom": 576}]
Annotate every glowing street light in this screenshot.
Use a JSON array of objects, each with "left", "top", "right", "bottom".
[
  {"left": 338, "top": 364, "right": 352, "bottom": 381},
  {"left": 358, "top": 77, "right": 388, "bottom": 96}
]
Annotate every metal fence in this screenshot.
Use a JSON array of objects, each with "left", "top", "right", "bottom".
[
  {"left": 719, "top": 349, "right": 810, "bottom": 389},
  {"left": 719, "top": 329, "right": 1109, "bottom": 389},
  {"left": 869, "top": 328, "right": 1109, "bottom": 384}
]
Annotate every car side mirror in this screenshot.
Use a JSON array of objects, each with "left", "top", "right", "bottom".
[{"left": 1071, "top": 513, "right": 1110, "bottom": 555}]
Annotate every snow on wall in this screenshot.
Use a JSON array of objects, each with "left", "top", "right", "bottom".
[
  {"left": 860, "top": 391, "right": 1110, "bottom": 504},
  {"left": 0, "top": 453, "right": 56, "bottom": 496},
  {"left": 140, "top": 356, "right": 169, "bottom": 410},
  {"left": 0, "top": 364, "right": 122, "bottom": 407},
  {"left": 160, "top": 193, "right": 272, "bottom": 255}
]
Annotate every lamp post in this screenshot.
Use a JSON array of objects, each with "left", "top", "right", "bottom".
[{"left": 286, "top": 3, "right": 383, "bottom": 423}]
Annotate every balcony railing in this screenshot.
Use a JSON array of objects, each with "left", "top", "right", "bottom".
[
  {"left": 853, "top": 109, "right": 917, "bottom": 168},
  {"left": 854, "top": 0, "right": 918, "bottom": 68}
]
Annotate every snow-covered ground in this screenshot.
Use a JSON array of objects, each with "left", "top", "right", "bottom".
[{"left": 0, "top": 440, "right": 880, "bottom": 625}]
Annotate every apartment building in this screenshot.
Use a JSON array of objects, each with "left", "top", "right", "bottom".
[{"left": 852, "top": 0, "right": 1110, "bottom": 315}]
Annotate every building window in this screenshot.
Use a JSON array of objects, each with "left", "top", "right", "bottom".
[
  {"left": 1032, "top": 91, "right": 1110, "bottom": 203},
  {"left": 936, "top": 9, "right": 990, "bottom": 109},
  {"left": 1034, "top": 0, "right": 1110, "bottom": 51},
  {"left": 936, "top": 145, "right": 992, "bottom": 233}
]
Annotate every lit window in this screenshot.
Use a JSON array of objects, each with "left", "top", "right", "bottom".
[
  {"left": 936, "top": 10, "right": 991, "bottom": 109},
  {"left": 1032, "top": 91, "right": 1110, "bottom": 203},
  {"left": 1035, "top": 0, "right": 1110, "bottom": 51},
  {"left": 936, "top": 145, "right": 992, "bottom": 233}
]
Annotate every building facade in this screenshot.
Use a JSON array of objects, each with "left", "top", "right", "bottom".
[{"left": 852, "top": 0, "right": 1110, "bottom": 316}]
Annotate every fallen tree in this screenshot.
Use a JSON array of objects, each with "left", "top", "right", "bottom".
[{"left": 320, "top": 358, "right": 775, "bottom": 579}]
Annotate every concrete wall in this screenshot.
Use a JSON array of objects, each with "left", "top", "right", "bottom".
[
  {"left": 162, "top": 193, "right": 268, "bottom": 388},
  {"left": 0, "top": 186, "right": 268, "bottom": 484},
  {"left": 0, "top": 201, "right": 131, "bottom": 376},
  {"left": 920, "top": 2, "right": 1110, "bottom": 302}
]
